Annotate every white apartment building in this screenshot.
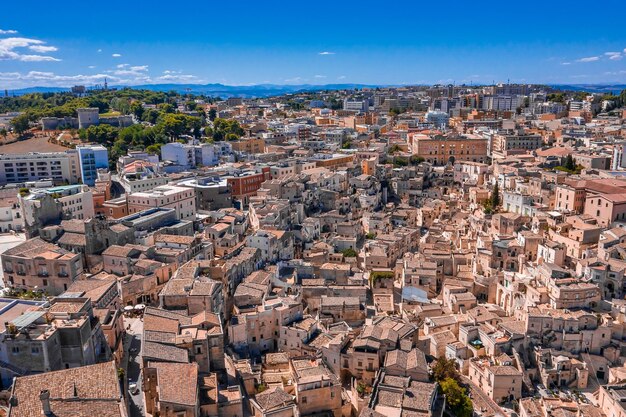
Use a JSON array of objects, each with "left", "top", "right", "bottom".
[
  {"left": 343, "top": 99, "right": 369, "bottom": 112},
  {"left": 127, "top": 185, "right": 196, "bottom": 220},
  {"left": 0, "top": 151, "right": 81, "bottom": 186},
  {"left": 54, "top": 185, "right": 95, "bottom": 220},
  {"left": 161, "top": 142, "right": 224, "bottom": 168},
  {"left": 482, "top": 95, "right": 523, "bottom": 112},
  {"left": 0, "top": 200, "right": 23, "bottom": 232}
]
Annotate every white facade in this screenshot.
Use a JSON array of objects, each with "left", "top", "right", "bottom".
[
  {"left": 161, "top": 142, "right": 195, "bottom": 168},
  {"left": 0, "top": 202, "right": 23, "bottom": 232},
  {"left": 128, "top": 185, "right": 196, "bottom": 220},
  {"left": 161, "top": 142, "right": 225, "bottom": 168},
  {"left": 58, "top": 188, "right": 95, "bottom": 220},
  {"left": 0, "top": 151, "right": 80, "bottom": 186},
  {"left": 426, "top": 111, "right": 450, "bottom": 128},
  {"left": 343, "top": 99, "right": 368, "bottom": 112}
]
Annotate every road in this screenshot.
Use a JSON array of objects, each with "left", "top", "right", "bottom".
[{"left": 124, "top": 316, "right": 145, "bottom": 417}]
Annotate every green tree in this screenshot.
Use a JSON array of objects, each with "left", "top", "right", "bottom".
[
  {"left": 440, "top": 378, "right": 473, "bottom": 417},
  {"left": 394, "top": 156, "right": 408, "bottom": 167},
  {"left": 410, "top": 155, "right": 425, "bottom": 165},
  {"left": 142, "top": 108, "right": 160, "bottom": 124},
  {"left": 159, "top": 103, "right": 175, "bottom": 113},
  {"left": 146, "top": 143, "right": 162, "bottom": 155},
  {"left": 11, "top": 113, "right": 30, "bottom": 137},
  {"left": 82, "top": 124, "right": 118, "bottom": 146},
  {"left": 342, "top": 248, "right": 358, "bottom": 258},
  {"left": 157, "top": 113, "right": 201, "bottom": 139},
  {"left": 432, "top": 357, "right": 460, "bottom": 383},
  {"left": 564, "top": 154, "right": 575, "bottom": 171},
  {"left": 0, "top": 127, "right": 7, "bottom": 140},
  {"left": 130, "top": 101, "right": 144, "bottom": 120},
  {"left": 491, "top": 182, "right": 501, "bottom": 209},
  {"left": 208, "top": 108, "right": 217, "bottom": 121},
  {"left": 211, "top": 118, "right": 244, "bottom": 141},
  {"left": 547, "top": 93, "right": 566, "bottom": 104}
]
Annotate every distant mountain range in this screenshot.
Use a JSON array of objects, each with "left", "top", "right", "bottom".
[
  {"left": 134, "top": 83, "right": 382, "bottom": 97},
  {"left": 549, "top": 84, "right": 626, "bottom": 94},
  {"left": 6, "top": 83, "right": 381, "bottom": 98},
  {"left": 5, "top": 83, "right": 626, "bottom": 97}
]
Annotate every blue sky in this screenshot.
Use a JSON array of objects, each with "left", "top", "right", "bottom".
[{"left": 2, "top": 0, "right": 626, "bottom": 89}]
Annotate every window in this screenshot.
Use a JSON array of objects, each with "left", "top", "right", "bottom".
[
  {"left": 32, "top": 347, "right": 40, "bottom": 354},
  {"left": 301, "top": 397, "right": 307, "bottom": 404},
  {"left": 11, "top": 347, "right": 19, "bottom": 354}
]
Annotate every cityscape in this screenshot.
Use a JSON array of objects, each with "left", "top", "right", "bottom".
[{"left": 2, "top": 2, "right": 626, "bottom": 417}]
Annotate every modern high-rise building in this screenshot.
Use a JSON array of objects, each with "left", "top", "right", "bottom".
[{"left": 76, "top": 145, "right": 109, "bottom": 186}]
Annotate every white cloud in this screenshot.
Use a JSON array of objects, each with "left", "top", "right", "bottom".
[
  {"left": 318, "top": 51, "right": 335, "bottom": 55},
  {"left": 0, "top": 29, "right": 18, "bottom": 35},
  {"left": 284, "top": 77, "right": 303, "bottom": 83},
  {"left": 112, "top": 53, "right": 122, "bottom": 58},
  {"left": 561, "top": 62, "right": 571, "bottom": 65},
  {"left": 0, "top": 70, "right": 114, "bottom": 88},
  {"left": 604, "top": 70, "right": 626, "bottom": 76},
  {"left": 29, "top": 45, "right": 58, "bottom": 53},
  {"left": 577, "top": 56, "right": 600, "bottom": 62},
  {"left": 97, "top": 49, "right": 102, "bottom": 53},
  {"left": 337, "top": 75, "right": 347, "bottom": 80},
  {"left": 0, "top": 37, "right": 60, "bottom": 62},
  {"left": 113, "top": 64, "right": 149, "bottom": 77},
  {"left": 314, "top": 74, "right": 326, "bottom": 79},
  {"left": 88, "top": 65, "right": 96, "bottom": 69},
  {"left": 605, "top": 52, "right": 623, "bottom": 60},
  {"left": 155, "top": 73, "right": 199, "bottom": 83}
]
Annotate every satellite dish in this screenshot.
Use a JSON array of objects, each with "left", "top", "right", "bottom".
[{"left": 402, "top": 287, "right": 430, "bottom": 304}]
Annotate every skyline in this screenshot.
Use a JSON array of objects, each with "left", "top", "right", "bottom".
[{"left": 2, "top": 0, "right": 626, "bottom": 89}]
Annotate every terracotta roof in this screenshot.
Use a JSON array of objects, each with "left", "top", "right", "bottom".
[
  {"left": 9, "top": 361, "right": 122, "bottom": 417},
  {"left": 254, "top": 387, "right": 294, "bottom": 411},
  {"left": 57, "top": 232, "right": 87, "bottom": 247},
  {"left": 149, "top": 362, "right": 198, "bottom": 406},
  {"left": 142, "top": 341, "right": 189, "bottom": 363}
]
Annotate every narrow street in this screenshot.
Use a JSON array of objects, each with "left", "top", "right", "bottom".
[{"left": 123, "top": 316, "right": 145, "bottom": 417}]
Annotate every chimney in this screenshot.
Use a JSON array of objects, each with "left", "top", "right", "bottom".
[{"left": 39, "top": 390, "right": 51, "bottom": 416}]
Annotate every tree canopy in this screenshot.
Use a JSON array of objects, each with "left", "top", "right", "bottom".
[
  {"left": 440, "top": 378, "right": 473, "bottom": 417},
  {"left": 10, "top": 113, "right": 30, "bottom": 137},
  {"left": 432, "top": 357, "right": 460, "bottom": 383}
]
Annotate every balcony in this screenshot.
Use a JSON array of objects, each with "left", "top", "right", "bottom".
[
  {"left": 58, "top": 271, "right": 69, "bottom": 277},
  {"left": 37, "top": 272, "right": 49, "bottom": 277}
]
